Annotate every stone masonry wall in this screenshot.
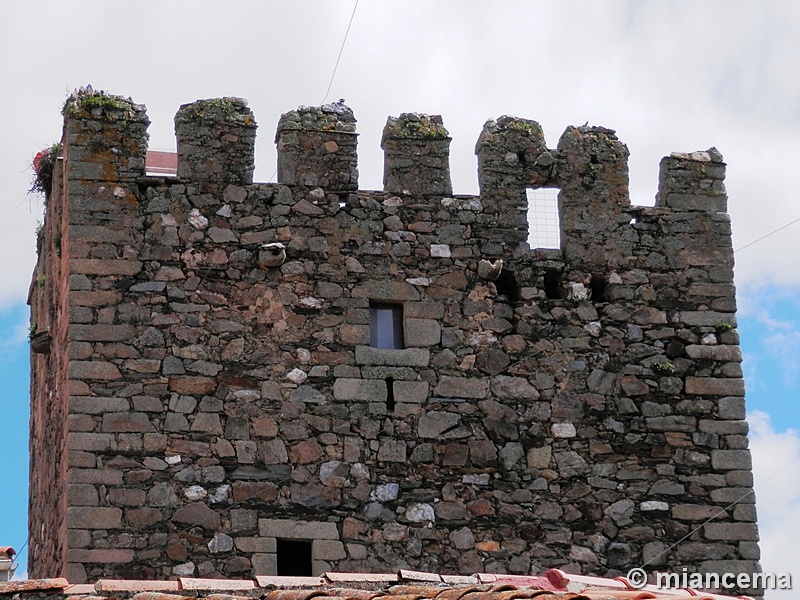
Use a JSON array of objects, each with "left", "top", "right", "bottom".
[{"left": 29, "top": 90, "right": 761, "bottom": 595}]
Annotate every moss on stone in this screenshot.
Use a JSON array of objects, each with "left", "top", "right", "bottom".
[{"left": 63, "top": 89, "right": 138, "bottom": 117}]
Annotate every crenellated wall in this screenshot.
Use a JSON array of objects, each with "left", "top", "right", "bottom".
[{"left": 29, "top": 90, "right": 761, "bottom": 595}]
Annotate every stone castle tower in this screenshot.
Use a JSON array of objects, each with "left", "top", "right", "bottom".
[{"left": 28, "top": 89, "right": 760, "bottom": 587}]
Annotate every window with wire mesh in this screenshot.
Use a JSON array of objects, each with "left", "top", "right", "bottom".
[{"left": 526, "top": 188, "right": 561, "bottom": 250}]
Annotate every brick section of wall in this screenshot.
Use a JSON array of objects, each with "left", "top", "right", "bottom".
[{"left": 28, "top": 90, "right": 761, "bottom": 596}]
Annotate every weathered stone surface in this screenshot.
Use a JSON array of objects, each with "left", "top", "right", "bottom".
[
  {"left": 68, "top": 361, "right": 122, "bottom": 380},
  {"left": 475, "top": 348, "right": 510, "bottom": 375},
  {"left": 172, "top": 502, "right": 222, "bottom": 529},
  {"left": 333, "top": 378, "right": 387, "bottom": 402},
  {"left": 392, "top": 381, "right": 429, "bottom": 404},
  {"left": 704, "top": 522, "right": 759, "bottom": 541},
  {"left": 404, "top": 318, "right": 441, "bottom": 347},
  {"left": 29, "top": 93, "right": 758, "bottom": 582},
  {"left": 555, "top": 451, "right": 589, "bottom": 477},
  {"left": 712, "top": 449, "right": 753, "bottom": 470},
  {"left": 67, "top": 507, "right": 122, "bottom": 529},
  {"left": 434, "top": 376, "right": 488, "bottom": 399},
  {"left": 102, "top": 412, "right": 153, "bottom": 433},
  {"left": 259, "top": 519, "right": 339, "bottom": 539},
  {"left": 491, "top": 375, "right": 538, "bottom": 400},
  {"left": 406, "top": 503, "right": 435, "bottom": 522},
  {"left": 354, "top": 346, "right": 430, "bottom": 366},
  {"left": 418, "top": 411, "right": 461, "bottom": 438},
  {"left": 686, "top": 377, "right": 745, "bottom": 396}
]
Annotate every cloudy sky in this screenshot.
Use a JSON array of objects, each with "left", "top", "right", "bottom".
[{"left": 2, "top": 1, "right": 799, "bottom": 594}]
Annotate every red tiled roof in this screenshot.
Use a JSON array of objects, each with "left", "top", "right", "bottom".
[
  {"left": 0, "top": 547, "right": 16, "bottom": 558},
  {"left": 145, "top": 151, "right": 178, "bottom": 176},
  {"left": 0, "top": 570, "right": 754, "bottom": 600}
]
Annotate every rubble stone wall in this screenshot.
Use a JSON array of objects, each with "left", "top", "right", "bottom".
[{"left": 29, "top": 91, "right": 760, "bottom": 594}]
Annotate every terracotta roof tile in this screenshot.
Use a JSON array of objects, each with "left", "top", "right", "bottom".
[
  {"left": 258, "top": 576, "right": 326, "bottom": 589},
  {"left": 324, "top": 588, "right": 389, "bottom": 600},
  {"left": 389, "top": 586, "right": 446, "bottom": 597},
  {"left": 2, "top": 571, "right": 754, "bottom": 600},
  {"left": 129, "top": 592, "right": 187, "bottom": 600},
  {"left": 398, "top": 572, "right": 443, "bottom": 584},
  {"left": 145, "top": 151, "right": 178, "bottom": 176},
  {"left": 434, "top": 586, "right": 485, "bottom": 600},
  {"left": 63, "top": 584, "right": 97, "bottom": 596},
  {"left": 580, "top": 593, "right": 659, "bottom": 600},
  {"left": 0, "top": 578, "right": 69, "bottom": 593},
  {"left": 263, "top": 588, "right": 332, "bottom": 600},
  {"left": 440, "top": 577, "right": 480, "bottom": 586},
  {"left": 0, "top": 547, "right": 16, "bottom": 557},
  {"left": 95, "top": 580, "right": 181, "bottom": 592},
  {"left": 179, "top": 578, "right": 256, "bottom": 592},
  {"left": 325, "top": 574, "right": 399, "bottom": 584}
]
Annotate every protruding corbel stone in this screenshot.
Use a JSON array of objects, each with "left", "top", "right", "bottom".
[{"left": 259, "top": 243, "right": 286, "bottom": 268}]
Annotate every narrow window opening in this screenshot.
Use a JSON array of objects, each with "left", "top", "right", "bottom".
[
  {"left": 544, "top": 269, "right": 563, "bottom": 300},
  {"left": 386, "top": 378, "right": 395, "bottom": 412},
  {"left": 526, "top": 188, "right": 561, "bottom": 250},
  {"left": 495, "top": 268, "right": 520, "bottom": 302},
  {"left": 276, "top": 539, "right": 312, "bottom": 576},
  {"left": 589, "top": 274, "right": 608, "bottom": 303},
  {"left": 517, "top": 151, "right": 527, "bottom": 165},
  {"left": 370, "top": 303, "right": 403, "bottom": 349}
]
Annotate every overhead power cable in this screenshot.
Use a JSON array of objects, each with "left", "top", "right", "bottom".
[
  {"left": 269, "top": 0, "right": 359, "bottom": 185},
  {"left": 320, "top": 0, "right": 359, "bottom": 105},
  {"left": 734, "top": 216, "right": 800, "bottom": 254}
]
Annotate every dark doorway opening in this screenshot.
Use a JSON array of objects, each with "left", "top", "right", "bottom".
[
  {"left": 589, "top": 274, "right": 608, "bottom": 303},
  {"left": 495, "top": 269, "right": 520, "bottom": 302},
  {"left": 544, "top": 269, "right": 562, "bottom": 299},
  {"left": 276, "top": 539, "right": 312, "bottom": 576}
]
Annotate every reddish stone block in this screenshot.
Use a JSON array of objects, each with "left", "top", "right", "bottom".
[
  {"left": 172, "top": 502, "right": 221, "bottom": 529},
  {"left": 125, "top": 507, "right": 163, "bottom": 527},
  {"left": 168, "top": 376, "right": 217, "bottom": 395},
  {"left": 66, "top": 548, "right": 134, "bottom": 563},
  {"left": 67, "top": 506, "right": 122, "bottom": 529},
  {"left": 288, "top": 439, "right": 323, "bottom": 464},
  {"left": 68, "top": 361, "right": 122, "bottom": 380},
  {"left": 102, "top": 412, "right": 154, "bottom": 433},
  {"left": 231, "top": 481, "right": 278, "bottom": 502},
  {"left": 69, "top": 258, "right": 143, "bottom": 276}
]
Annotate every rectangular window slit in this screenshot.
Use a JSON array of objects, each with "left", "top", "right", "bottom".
[
  {"left": 590, "top": 274, "right": 608, "bottom": 302},
  {"left": 386, "top": 378, "right": 395, "bottom": 412},
  {"left": 370, "top": 303, "right": 403, "bottom": 349}
]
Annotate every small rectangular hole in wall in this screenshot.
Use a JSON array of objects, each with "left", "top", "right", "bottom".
[
  {"left": 526, "top": 188, "right": 561, "bottom": 250},
  {"left": 590, "top": 274, "right": 608, "bottom": 302},
  {"left": 386, "top": 378, "right": 396, "bottom": 412},
  {"left": 276, "top": 539, "right": 312, "bottom": 576},
  {"left": 370, "top": 303, "right": 403, "bottom": 349},
  {"left": 544, "top": 268, "right": 563, "bottom": 300}
]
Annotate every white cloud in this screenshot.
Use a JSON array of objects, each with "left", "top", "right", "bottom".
[
  {"left": 749, "top": 410, "right": 800, "bottom": 598},
  {"left": 0, "top": 1, "right": 797, "bottom": 302},
  {"left": 738, "top": 287, "right": 800, "bottom": 391}
]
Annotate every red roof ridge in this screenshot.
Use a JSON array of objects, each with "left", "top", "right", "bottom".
[{"left": 12, "top": 571, "right": 751, "bottom": 600}]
